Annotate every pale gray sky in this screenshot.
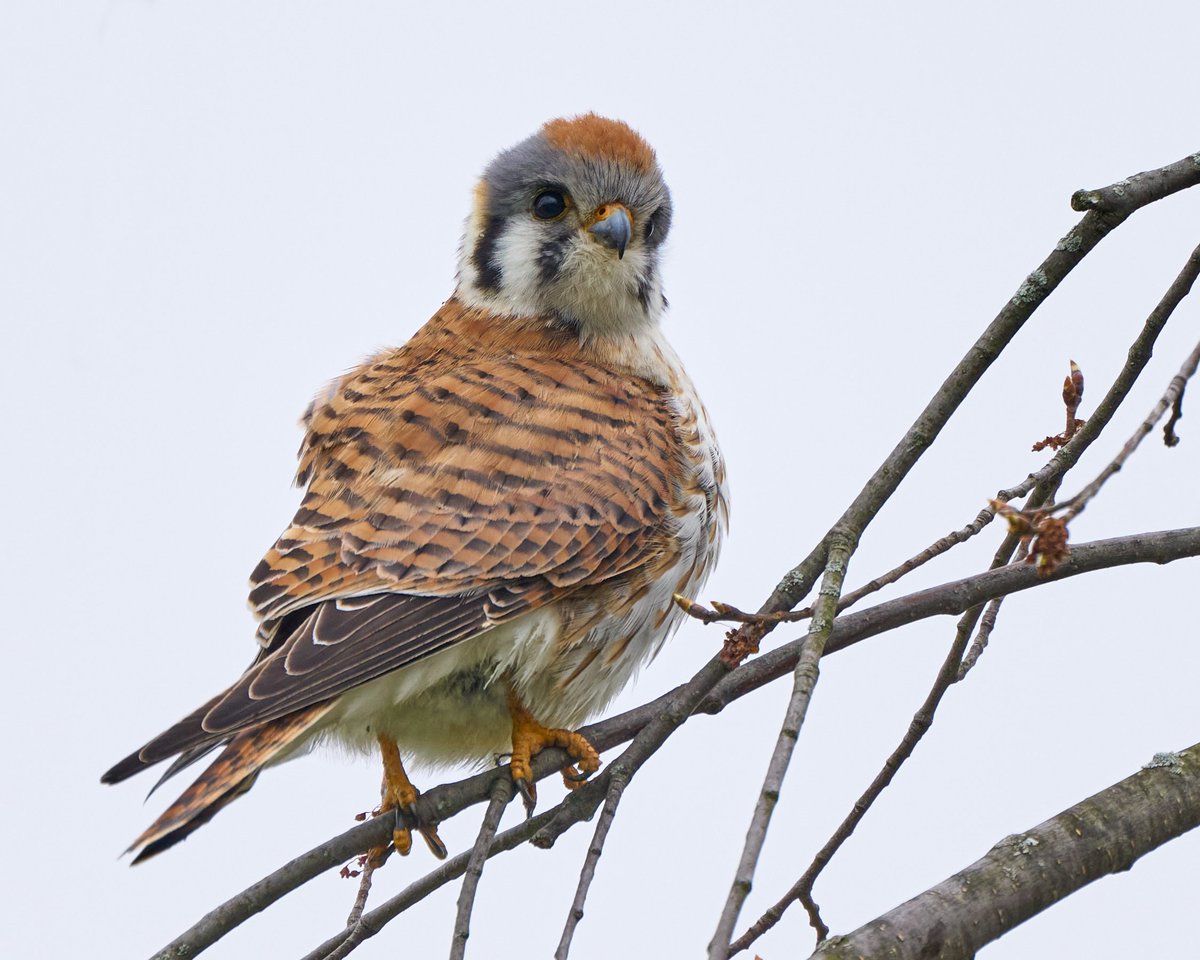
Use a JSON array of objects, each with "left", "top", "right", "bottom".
[{"left": 4, "top": 2, "right": 1199, "bottom": 958}]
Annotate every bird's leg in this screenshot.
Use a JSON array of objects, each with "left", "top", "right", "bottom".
[
  {"left": 506, "top": 685, "right": 600, "bottom": 812},
  {"left": 370, "top": 734, "right": 447, "bottom": 861}
]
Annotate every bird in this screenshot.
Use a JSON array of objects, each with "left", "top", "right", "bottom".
[{"left": 103, "top": 113, "right": 728, "bottom": 864}]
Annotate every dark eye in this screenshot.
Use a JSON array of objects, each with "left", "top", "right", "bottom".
[{"left": 533, "top": 190, "right": 567, "bottom": 220}]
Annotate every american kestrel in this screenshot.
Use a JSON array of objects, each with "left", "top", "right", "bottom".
[{"left": 103, "top": 114, "right": 727, "bottom": 863}]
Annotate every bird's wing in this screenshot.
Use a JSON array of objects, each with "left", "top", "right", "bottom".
[
  {"left": 102, "top": 593, "right": 496, "bottom": 781},
  {"left": 104, "top": 302, "right": 694, "bottom": 782}
]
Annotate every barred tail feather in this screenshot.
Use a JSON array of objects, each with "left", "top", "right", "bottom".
[{"left": 127, "top": 703, "right": 333, "bottom": 864}]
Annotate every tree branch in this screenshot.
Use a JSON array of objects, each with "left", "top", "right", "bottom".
[
  {"left": 554, "top": 773, "right": 629, "bottom": 959},
  {"left": 808, "top": 745, "right": 1200, "bottom": 960},
  {"left": 448, "top": 776, "right": 512, "bottom": 960},
  {"left": 1070, "top": 152, "right": 1200, "bottom": 213},
  {"left": 150, "top": 527, "right": 1200, "bottom": 960}
]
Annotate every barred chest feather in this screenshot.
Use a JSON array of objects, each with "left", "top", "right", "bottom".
[{"left": 279, "top": 300, "right": 728, "bottom": 768}]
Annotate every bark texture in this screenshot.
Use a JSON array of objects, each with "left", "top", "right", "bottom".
[{"left": 811, "top": 746, "right": 1200, "bottom": 960}]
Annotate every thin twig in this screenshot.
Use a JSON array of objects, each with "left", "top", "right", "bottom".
[
  {"left": 956, "top": 594, "right": 1004, "bottom": 681},
  {"left": 311, "top": 916, "right": 366, "bottom": 960},
  {"left": 833, "top": 522, "right": 989, "bottom": 612},
  {"left": 992, "top": 330, "right": 1200, "bottom": 557},
  {"left": 1057, "top": 336, "right": 1200, "bottom": 523},
  {"left": 958, "top": 543, "right": 1028, "bottom": 681},
  {"left": 315, "top": 852, "right": 392, "bottom": 960},
  {"left": 554, "top": 774, "right": 629, "bottom": 959},
  {"left": 732, "top": 598, "right": 984, "bottom": 953},
  {"left": 674, "top": 595, "right": 810, "bottom": 627},
  {"left": 448, "top": 776, "right": 513, "bottom": 960},
  {"left": 344, "top": 854, "right": 382, "bottom": 928},
  {"left": 708, "top": 540, "right": 855, "bottom": 959},
  {"left": 984, "top": 329, "right": 1200, "bottom": 579},
  {"left": 301, "top": 804, "right": 560, "bottom": 960},
  {"left": 1026, "top": 241, "right": 1200, "bottom": 491}
]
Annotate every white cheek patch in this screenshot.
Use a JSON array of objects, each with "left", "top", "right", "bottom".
[{"left": 492, "top": 218, "right": 554, "bottom": 313}]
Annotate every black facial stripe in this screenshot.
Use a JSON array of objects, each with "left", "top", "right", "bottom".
[
  {"left": 538, "top": 233, "right": 573, "bottom": 283},
  {"left": 636, "top": 273, "right": 654, "bottom": 313},
  {"left": 472, "top": 214, "right": 506, "bottom": 290}
]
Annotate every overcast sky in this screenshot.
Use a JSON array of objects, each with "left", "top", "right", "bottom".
[{"left": 4, "top": 3, "right": 1199, "bottom": 958}]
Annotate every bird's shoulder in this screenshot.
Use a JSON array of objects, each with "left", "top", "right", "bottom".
[{"left": 296, "top": 297, "right": 683, "bottom": 487}]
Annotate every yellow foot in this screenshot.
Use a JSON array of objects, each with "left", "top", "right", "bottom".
[
  {"left": 369, "top": 735, "right": 447, "bottom": 862},
  {"left": 507, "top": 687, "right": 601, "bottom": 811}
]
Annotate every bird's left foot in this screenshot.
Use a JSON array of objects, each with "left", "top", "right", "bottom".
[
  {"left": 506, "top": 687, "right": 600, "bottom": 812},
  {"left": 370, "top": 734, "right": 447, "bottom": 862}
]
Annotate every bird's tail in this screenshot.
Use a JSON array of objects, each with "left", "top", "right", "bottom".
[{"left": 126, "top": 702, "right": 333, "bottom": 864}]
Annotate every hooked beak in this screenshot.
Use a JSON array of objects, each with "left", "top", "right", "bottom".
[{"left": 587, "top": 203, "right": 632, "bottom": 259}]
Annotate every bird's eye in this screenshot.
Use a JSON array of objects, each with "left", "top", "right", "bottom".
[{"left": 533, "top": 190, "right": 567, "bottom": 220}]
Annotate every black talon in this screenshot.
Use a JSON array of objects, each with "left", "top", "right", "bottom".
[
  {"left": 418, "top": 824, "right": 449, "bottom": 860},
  {"left": 516, "top": 778, "right": 537, "bottom": 816}
]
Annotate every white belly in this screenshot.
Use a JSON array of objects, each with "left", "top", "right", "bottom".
[{"left": 305, "top": 557, "right": 706, "bottom": 772}]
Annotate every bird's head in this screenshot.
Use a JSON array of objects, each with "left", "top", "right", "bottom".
[{"left": 456, "top": 114, "right": 672, "bottom": 339}]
